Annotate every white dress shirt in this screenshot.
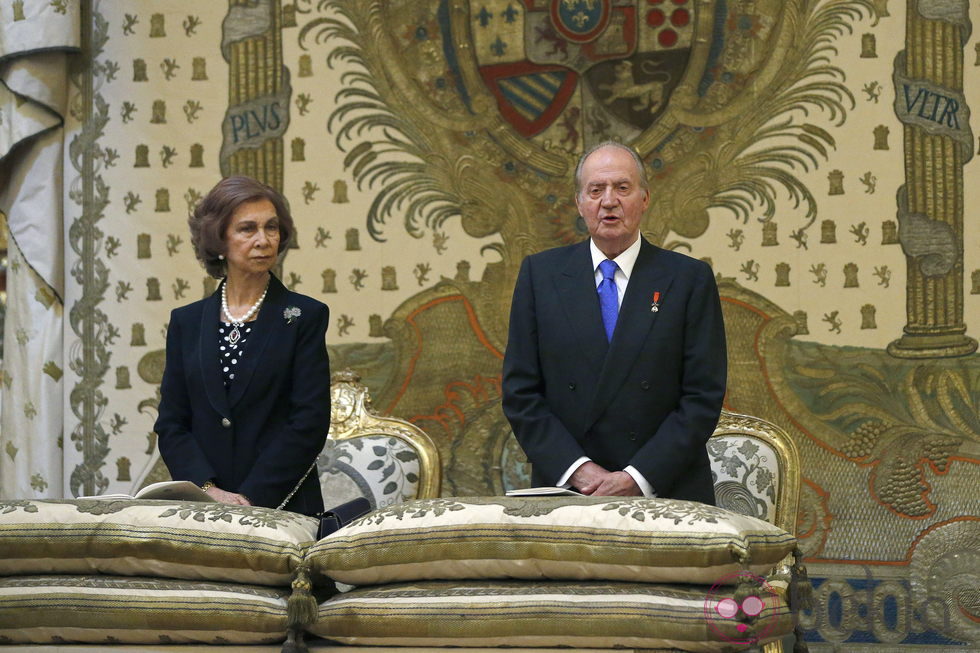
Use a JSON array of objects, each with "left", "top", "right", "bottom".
[{"left": 555, "top": 237, "right": 656, "bottom": 497}]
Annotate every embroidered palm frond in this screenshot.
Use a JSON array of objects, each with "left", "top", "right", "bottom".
[
  {"left": 707, "top": 0, "right": 876, "bottom": 231},
  {"left": 299, "top": 6, "right": 462, "bottom": 243}
]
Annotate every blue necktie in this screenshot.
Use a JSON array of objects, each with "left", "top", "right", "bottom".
[{"left": 597, "top": 259, "right": 618, "bottom": 342}]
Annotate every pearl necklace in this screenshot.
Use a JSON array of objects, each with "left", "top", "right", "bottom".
[{"left": 221, "top": 279, "right": 269, "bottom": 346}]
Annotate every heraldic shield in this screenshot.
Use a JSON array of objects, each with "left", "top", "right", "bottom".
[{"left": 463, "top": 0, "right": 702, "bottom": 144}]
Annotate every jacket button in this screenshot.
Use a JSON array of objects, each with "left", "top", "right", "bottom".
[
  {"left": 629, "top": 432, "right": 637, "bottom": 441},
  {"left": 568, "top": 382, "right": 576, "bottom": 390},
  {"left": 221, "top": 418, "right": 231, "bottom": 428},
  {"left": 640, "top": 381, "right": 651, "bottom": 390}
]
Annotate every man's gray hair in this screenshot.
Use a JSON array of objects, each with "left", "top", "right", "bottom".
[{"left": 573, "top": 140, "right": 649, "bottom": 196}]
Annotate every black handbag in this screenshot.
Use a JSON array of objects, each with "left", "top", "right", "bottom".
[{"left": 316, "top": 496, "right": 372, "bottom": 539}]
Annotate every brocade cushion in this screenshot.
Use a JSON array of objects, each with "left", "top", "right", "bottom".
[
  {"left": 708, "top": 435, "right": 780, "bottom": 522},
  {"left": 0, "top": 499, "right": 318, "bottom": 586},
  {"left": 317, "top": 435, "right": 422, "bottom": 510},
  {"left": 306, "top": 496, "right": 797, "bottom": 586},
  {"left": 0, "top": 574, "right": 289, "bottom": 645},
  {"left": 310, "top": 579, "right": 794, "bottom": 651}
]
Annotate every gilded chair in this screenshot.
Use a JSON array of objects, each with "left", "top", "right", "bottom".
[
  {"left": 708, "top": 410, "right": 804, "bottom": 653},
  {"left": 708, "top": 410, "right": 801, "bottom": 538},
  {"left": 317, "top": 369, "right": 441, "bottom": 510}
]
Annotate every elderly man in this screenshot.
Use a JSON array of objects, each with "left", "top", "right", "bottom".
[{"left": 502, "top": 141, "right": 727, "bottom": 502}]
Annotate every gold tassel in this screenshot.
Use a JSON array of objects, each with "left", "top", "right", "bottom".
[
  {"left": 280, "top": 626, "right": 308, "bottom": 653},
  {"left": 287, "top": 564, "right": 318, "bottom": 629},
  {"left": 732, "top": 543, "right": 751, "bottom": 568},
  {"left": 790, "top": 547, "right": 813, "bottom": 611},
  {"left": 733, "top": 573, "right": 761, "bottom": 635},
  {"left": 790, "top": 548, "right": 812, "bottom": 653},
  {"left": 793, "top": 624, "right": 810, "bottom": 653}
]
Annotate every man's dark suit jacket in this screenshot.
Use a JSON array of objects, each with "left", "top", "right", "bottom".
[
  {"left": 502, "top": 237, "right": 727, "bottom": 504},
  {"left": 154, "top": 275, "right": 331, "bottom": 515}
]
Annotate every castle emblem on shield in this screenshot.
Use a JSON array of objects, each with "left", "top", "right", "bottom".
[{"left": 466, "top": 0, "right": 697, "bottom": 147}]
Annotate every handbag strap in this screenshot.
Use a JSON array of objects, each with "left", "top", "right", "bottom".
[{"left": 276, "top": 459, "right": 318, "bottom": 510}]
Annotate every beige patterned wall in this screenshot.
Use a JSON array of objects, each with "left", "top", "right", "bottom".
[{"left": 1, "top": 0, "right": 978, "bottom": 650}]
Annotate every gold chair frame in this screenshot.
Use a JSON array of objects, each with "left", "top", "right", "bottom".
[
  {"left": 711, "top": 410, "right": 801, "bottom": 535},
  {"left": 326, "top": 368, "right": 442, "bottom": 499}
]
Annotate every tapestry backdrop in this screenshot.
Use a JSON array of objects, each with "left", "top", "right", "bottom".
[{"left": 1, "top": 1, "right": 978, "bottom": 650}]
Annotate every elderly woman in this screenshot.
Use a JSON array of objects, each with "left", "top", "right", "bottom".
[{"left": 154, "top": 176, "right": 330, "bottom": 516}]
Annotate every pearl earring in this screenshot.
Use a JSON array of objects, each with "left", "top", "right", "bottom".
[{"left": 218, "top": 254, "right": 225, "bottom": 260}]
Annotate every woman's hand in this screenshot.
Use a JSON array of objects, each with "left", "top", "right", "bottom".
[{"left": 206, "top": 485, "right": 252, "bottom": 506}]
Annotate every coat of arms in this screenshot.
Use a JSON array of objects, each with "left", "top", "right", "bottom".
[
  {"left": 302, "top": 0, "right": 857, "bottom": 246},
  {"left": 468, "top": 0, "right": 699, "bottom": 146}
]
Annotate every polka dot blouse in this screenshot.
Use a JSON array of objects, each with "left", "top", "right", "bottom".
[{"left": 217, "top": 321, "right": 254, "bottom": 387}]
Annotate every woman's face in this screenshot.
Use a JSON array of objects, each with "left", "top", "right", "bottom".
[{"left": 223, "top": 198, "right": 280, "bottom": 276}]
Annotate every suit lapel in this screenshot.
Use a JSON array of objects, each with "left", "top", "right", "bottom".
[
  {"left": 554, "top": 241, "right": 607, "bottom": 374},
  {"left": 198, "top": 287, "right": 232, "bottom": 419},
  {"left": 227, "top": 274, "right": 286, "bottom": 407},
  {"left": 587, "top": 239, "right": 676, "bottom": 425}
]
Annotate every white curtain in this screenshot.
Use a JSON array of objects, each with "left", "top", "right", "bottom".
[{"left": 0, "top": 0, "right": 80, "bottom": 498}]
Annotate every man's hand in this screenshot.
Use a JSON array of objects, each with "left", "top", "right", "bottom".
[
  {"left": 569, "top": 461, "right": 610, "bottom": 495},
  {"left": 590, "top": 471, "right": 641, "bottom": 496},
  {"left": 206, "top": 486, "right": 252, "bottom": 506}
]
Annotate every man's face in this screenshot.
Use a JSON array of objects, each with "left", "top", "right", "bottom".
[{"left": 575, "top": 146, "right": 650, "bottom": 259}]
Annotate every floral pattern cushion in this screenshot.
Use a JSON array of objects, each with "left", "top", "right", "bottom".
[
  {"left": 317, "top": 435, "right": 421, "bottom": 511},
  {"left": 310, "top": 579, "right": 794, "bottom": 651},
  {"left": 0, "top": 499, "right": 318, "bottom": 586},
  {"left": 708, "top": 435, "right": 780, "bottom": 522},
  {"left": 0, "top": 574, "right": 289, "bottom": 645},
  {"left": 306, "top": 496, "right": 797, "bottom": 587}
]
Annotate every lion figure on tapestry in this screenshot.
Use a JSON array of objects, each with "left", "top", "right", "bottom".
[{"left": 599, "top": 60, "right": 671, "bottom": 113}]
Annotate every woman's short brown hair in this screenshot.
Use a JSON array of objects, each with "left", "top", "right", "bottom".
[{"left": 189, "top": 175, "right": 295, "bottom": 278}]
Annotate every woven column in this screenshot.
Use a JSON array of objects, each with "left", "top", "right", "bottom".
[
  {"left": 221, "top": 0, "right": 288, "bottom": 190},
  {"left": 888, "top": 0, "right": 976, "bottom": 358}
]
